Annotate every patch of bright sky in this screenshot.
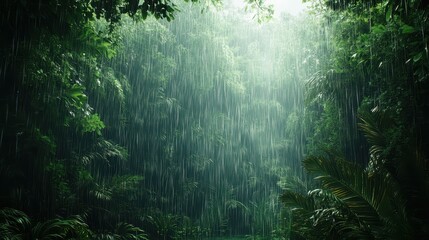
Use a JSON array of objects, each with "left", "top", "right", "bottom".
[
  {"left": 267, "top": 0, "right": 309, "bottom": 16},
  {"left": 228, "top": 0, "right": 310, "bottom": 18}
]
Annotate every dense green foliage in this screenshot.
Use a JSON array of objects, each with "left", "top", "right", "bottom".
[
  {"left": 1, "top": 0, "right": 428, "bottom": 239},
  {"left": 0, "top": 0, "right": 294, "bottom": 238},
  {"left": 281, "top": 0, "right": 429, "bottom": 239}
]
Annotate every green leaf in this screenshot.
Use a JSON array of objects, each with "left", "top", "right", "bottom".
[
  {"left": 65, "top": 84, "right": 87, "bottom": 110},
  {"left": 385, "top": 4, "right": 392, "bottom": 22},
  {"left": 413, "top": 52, "right": 423, "bottom": 62},
  {"left": 400, "top": 24, "right": 415, "bottom": 34},
  {"left": 79, "top": 114, "right": 105, "bottom": 135},
  {"left": 371, "top": 25, "right": 386, "bottom": 34}
]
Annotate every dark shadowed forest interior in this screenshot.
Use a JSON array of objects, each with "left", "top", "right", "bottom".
[{"left": 1, "top": 0, "right": 429, "bottom": 239}]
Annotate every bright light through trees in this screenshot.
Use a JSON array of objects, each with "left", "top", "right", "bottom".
[{"left": 267, "top": 0, "right": 309, "bottom": 16}]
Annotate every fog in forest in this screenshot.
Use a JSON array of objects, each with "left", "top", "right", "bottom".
[{"left": 108, "top": 2, "right": 314, "bottom": 236}]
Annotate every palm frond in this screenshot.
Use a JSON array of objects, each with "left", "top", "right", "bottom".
[
  {"left": 0, "top": 208, "right": 31, "bottom": 239},
  {"left": 90, "top": 182, "right": 113, "bottom": 201},
  {"left": 357, "top": 108, "right": 394, "bottom": 165},
  {"left": 0, "top": 209, "right": 91, "bottom": 239},
  {"left": 114, "top": 222, "right": 148, "bottom": 240},
  {"left": 303, "top": 155, "right": 410, "bottom": 238},
  {"left": 278, "top": 192, "right": 318, "bottom": 240},
  {"left": 280, "top": 190, "right": 316, "bottom": 212},
  {"left": 92, "top": 233, "right": 116, "bottom": 240},
  {"left": 359, "top": 108, "right": 429, "bottom": 236},
  {"left": 331, "top": 218, "right": 374, "bottom": 240},
  {"left": 31, "top": 215, "right": 91, "bottom": 239},
  {"left": 282, "top": 189, "right": 362, "bottom": 238},
  {"left": 79, "top": 139, "right": 128, "bottom": 166}
]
